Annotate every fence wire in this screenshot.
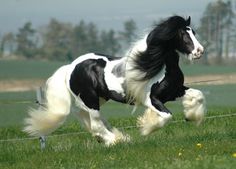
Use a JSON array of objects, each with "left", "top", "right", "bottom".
[{"left": 0, "top": 112, "right": 236, "bottom": 143}]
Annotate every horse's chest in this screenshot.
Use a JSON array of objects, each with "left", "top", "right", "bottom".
[{"left": 150, "top": 72, "right": 184, "bottom": 102}]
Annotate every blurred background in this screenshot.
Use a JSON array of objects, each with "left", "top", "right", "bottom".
[{"left": 1, "top": 0, "right": 236, "bottom": 64}]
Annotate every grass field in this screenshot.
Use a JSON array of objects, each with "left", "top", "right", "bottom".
[
  {"left": 0, "top": 60, "right": 236, "bottom": 168},
  {"left": 0, "top": 115, "right": 235, "bottom": 169}
]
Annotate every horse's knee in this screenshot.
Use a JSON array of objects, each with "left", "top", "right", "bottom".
[{"left": 182, "top": 88, "right": 206, "bottom": 125}]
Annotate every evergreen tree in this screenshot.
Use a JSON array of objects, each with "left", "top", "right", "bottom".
[
  {"left": 72, "top": 20, "right": 88, "bottom": 56},
  {"left": 0, "top": 32, "right": 15, "bottom": 57},
  {"left": 15, "top": 22, "right": 37, "bottom": 58},
  {"left": 41, "top": 19, "right": 73, "bottom": 61},
  {"left": 198, "top": 0, "right": 235, "bottom": 64},
  {"left": 119, "top": 19, "right": 137, "bottom": 50},
  {"left": 100, "top": 29, "right": 121, "bottom": 56}
]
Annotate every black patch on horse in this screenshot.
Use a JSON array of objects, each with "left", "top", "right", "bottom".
[
  {"left": 69, "top": 59, "right": 109, "bottom": 109},
  {"left": 70, "top": 58, "right": 129, "bottom": 109}
]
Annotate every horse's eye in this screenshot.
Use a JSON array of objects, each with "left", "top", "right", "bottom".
[{"left": 186, "top": 27, "right": 191, "bottom": 31}]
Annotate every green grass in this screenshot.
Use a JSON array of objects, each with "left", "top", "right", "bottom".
[
  {"left": 0, "top": 84, "right": 236, "bottom": 168},
  {"left": 0, "top": 110, "right": 235, "bottom": 169},
  {"left": 0, "top": 91, "right": 35, "bottom": 127}
]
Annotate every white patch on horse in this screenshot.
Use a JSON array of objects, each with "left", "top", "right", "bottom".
[
  {"left": 125, "top": 35, "right": 150, "bottom": 103},
  {"left": 104, "top": 58, "right": 126, "bottom": 96},
  {"left": 125, "top": 35, "right": 167, "bottom": 108},
  {"left": 71, "top": 53, "right": 109, "bottom": 66},
  {"left": 137, "top": 108, "right": 171, "bottom": 135},
  {"left": 186, "top": 26, "right": 204, "bottom": 60}
]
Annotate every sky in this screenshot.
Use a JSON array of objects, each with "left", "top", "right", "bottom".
[{"left": 0, "top": 0, "right": 218, "bottom": 35}]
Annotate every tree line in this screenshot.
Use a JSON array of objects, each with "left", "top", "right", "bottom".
[
  {"left": 198, "top": 0, "right": 236, "bottom": 64},
  {"left": 0, "top": 19, "right": 137, "bottom": 61},
  {"left": 1, "top": 0, "right": 236, "bottom": 64}
]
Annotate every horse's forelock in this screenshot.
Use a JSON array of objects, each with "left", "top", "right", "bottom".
[{"left": 147, "top": 16, "right": 189, "bottom": 43}]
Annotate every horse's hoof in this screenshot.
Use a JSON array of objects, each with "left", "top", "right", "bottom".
[
  {"left": 112, "top": 128, "right": 131, "bottom": 144},
  {"left": 137, "top": 108, "right": 171, "bottom": 135},
  {"left": 185, "top": 118, "right": 191, "bottom": 122},
  {"left": 94, "top": 135, "right": 104, "bottom": 143}
]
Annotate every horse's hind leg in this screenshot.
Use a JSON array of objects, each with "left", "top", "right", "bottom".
[
  {"left": 76, "top": 110, "right": 91, "bottom": 131},
  {"left": 77, "top": 109, "right": 129, "bottom": 146},
  {"left": 75, "top": 98, "right": 107, "bottom": 131},
  {"left": 88, "top": 109, "right": 117, "bottom": 145},
  {"left": 75, "top": 94, "right": 129, "bottom": 146}
]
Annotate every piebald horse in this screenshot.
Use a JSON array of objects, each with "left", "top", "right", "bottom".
[{"left": 24, "top": 16, "right": 205, "bottom": 146}]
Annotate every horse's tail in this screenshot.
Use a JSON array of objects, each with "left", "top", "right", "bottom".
[{"left": 23, "top": 65, "right": 72, "bottom": 137}]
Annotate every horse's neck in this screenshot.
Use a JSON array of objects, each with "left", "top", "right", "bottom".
[{"left": 164, "top": 51, "right": 183, "bottom": 77}]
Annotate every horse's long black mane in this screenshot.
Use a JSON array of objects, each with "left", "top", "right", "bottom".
[{"left": 134, "top": 16, "right": 190, "bottom": 80}]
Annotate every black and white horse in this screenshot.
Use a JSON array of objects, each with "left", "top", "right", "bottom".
[{"left": 24, "top": 16, "right": 206, "bottom": 146}]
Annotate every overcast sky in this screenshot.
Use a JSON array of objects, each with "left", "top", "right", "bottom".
[{"left": 0, "top": 0, "right": 218, "bottom": 35}]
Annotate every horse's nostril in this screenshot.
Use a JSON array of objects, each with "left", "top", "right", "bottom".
[{"left": 197, "top": 48, "right": 204, "bottom": 55}]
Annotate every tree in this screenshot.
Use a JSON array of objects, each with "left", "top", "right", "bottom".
[
  {"left": 72, "top": 20, "right": 88, "bottom": 57},
  {"left": 100, "top": 29, "right": 121, "bottom": 56},
  {"left": 15, "top": 22, "right": 37, "bottom": 58},
  {"left": 71, "top": 21, "right": 101, "bottom": 58},
  {"left": 119, "top": 19, "right": 137, "bottom": 49},
  {"left": 0, "top": 32, "right": 16, "bottom": 57},
  {"left": 86, "top": 22, "right": 101, "bottom": 52},
  {"left": 198, "top": 0, "right": 235, "bottom": 64},
  {"left": 41, "top": 19, "right": 73, "bottom": 61},
  {"left": 0, "top": 19, "right": 139, "bottom": 61},
  {"left": 72, "top": 21, "right": 121, "bottom": 58}
]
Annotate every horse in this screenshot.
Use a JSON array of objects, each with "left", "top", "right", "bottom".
[{"left": 24, "top": 15, "right": 206, "bottom": 146}]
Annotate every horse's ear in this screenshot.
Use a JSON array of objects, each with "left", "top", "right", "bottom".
[{"left": 186, "top": 16, "right": 191, "bottom": 26}]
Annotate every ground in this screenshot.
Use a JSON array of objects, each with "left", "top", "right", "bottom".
[{"left": 0, "top": 79, "right": 44, "bottom": 92}]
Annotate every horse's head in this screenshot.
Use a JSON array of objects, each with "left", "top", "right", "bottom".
[
  {"left": 176, "top": 16, "right": 204, "bottom": 60},
  {"left": 147, "top": 16, "right": 204, "bottom": 60}
]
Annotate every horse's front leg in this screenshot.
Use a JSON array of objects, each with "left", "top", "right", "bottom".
[
  {"left": 137, "top": 95, "right": 172, "bottom": 135},
  {"left": 182, "top": 87, "right": 206, "bottom": 125}
]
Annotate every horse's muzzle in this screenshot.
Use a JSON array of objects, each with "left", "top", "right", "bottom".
[{"left": 189, "top": 46, "right": 204, "bottom": 60}]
